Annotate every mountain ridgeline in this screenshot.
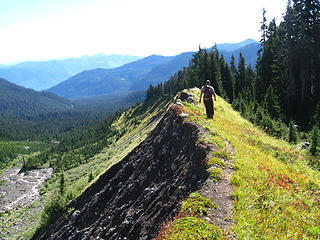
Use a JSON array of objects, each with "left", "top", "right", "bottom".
[
  {"left": 48, "top": 55, "right": 174, "bottom": 99},
  {"left": 32, "top": 103, "right": 211, "bottom": 240},
  {"left": 0, "top": 54, "right": 142, "bottom": 90},
  {"left": 47, "top": 39, "right": 259, "bottom": 100},
  {"left": 147, "top": 0, "right": 320, "bottom": 140},
  {"left": 29, "top": 87, "right": 320, "bottom": 239}
]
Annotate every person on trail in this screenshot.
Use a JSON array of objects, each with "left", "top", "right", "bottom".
[{"left": 199, "top": 80, "right": 217, "bottom": 119}]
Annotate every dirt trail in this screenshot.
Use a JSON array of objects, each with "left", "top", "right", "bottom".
[
  {"left": 0, "top": 166, "right": 53, "bottom": 212},
  {"left": 199, "top": 142, "right": 235, "bottom": 238}
]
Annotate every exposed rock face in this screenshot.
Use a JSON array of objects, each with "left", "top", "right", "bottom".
[{"left": 35, "top": 104, "right": 211, "bottom": 240}]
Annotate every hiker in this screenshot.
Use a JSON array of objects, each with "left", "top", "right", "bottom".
[{"left": 199, "top": 80, "right": 217, "bottom": 119}]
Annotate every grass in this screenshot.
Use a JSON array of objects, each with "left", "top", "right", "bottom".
[
  {"left": 181, "top": 192, "right": 216, "bottom": 216},
  {"left": 180, "top": 88, "right": 320, "bottom": 239},
  {"left": 31, "top": 96, "right": 173, "bottom": 237},
  {"left": 208, "top": 168, "right": 222, "bottom": 182},
  {"left": 1, "top": 96, "right": 172, "bottom": 239},
  {"left": 157, "top": 192, "right": 222, "bottom": 240},
  {"left": 5, "top": 88, "right": 320, "bottom": 239},
  {"left": 0, "top": 202, "right": 42, "bottom": 240},
  {"left": 157, "top": 216, "right": 223, "bottom": 240},
  {"left": 207, "top": 157, "right": 225, "bottom": 167}
]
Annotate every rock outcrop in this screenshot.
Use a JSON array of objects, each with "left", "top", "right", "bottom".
[{"left": 35, "top": 104, "right": 211, "bottom": 240}]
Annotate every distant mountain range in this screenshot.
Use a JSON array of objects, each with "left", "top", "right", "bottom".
[
  {"left": 48, "top": 39, "right": 260, "bottom": 99},
  {"left": 217, "top": 38, "right": 257, "bottom": 52},
  {"left": 48, "top": 54, "right": 189, "bottom": 99},
  {"left": 218, "top": 40, "right": 260, "bottom": 68},
  {"left": 0, "top": 54, "right": 141, "bottom": 90},
  {"left": 0, "top": 39, "right": 260, "bottom": 100}
]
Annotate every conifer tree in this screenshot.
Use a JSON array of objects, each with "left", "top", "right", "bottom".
[
  {"left": 284, "top": 0, "right": 297, "bottom": 115},
  {"left": 313, "top": 102, "right": 320, "bottom": 128},
  {"left": 288, "top": 119, "right": 298, "bottom": 144},
  {"left": 235, "top": 53, "right": 246, "bottom": 96},
  {"left": 260, "top": 8, "right": 268, "bottom": 47},
  {"left": 246, "top": 64, "right": 256, "bottom": 93},
  {"left": 222, "top": 63, "right": 235, "bottom": 102},
  {"left": 310, "top": 125, "right": 320, "bottom": 156},
  {"left": 230, "top": 54, "right": 237, "bottom": 77},
  {"left": 208, "top": 48, "right": 224, "bottom": 96},
  {"left": 59, "top": 173, "right": 65, "bottom": 195},
  {"left": 263, "top": 85, "right": 281, "bottom": 120},
  {"left": 88, "top": 171, "right": 94, "bottom": 182}
]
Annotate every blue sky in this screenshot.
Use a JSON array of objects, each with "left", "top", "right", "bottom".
[{"left": 0, "top": 0, "right": 287, "bottom": 64}]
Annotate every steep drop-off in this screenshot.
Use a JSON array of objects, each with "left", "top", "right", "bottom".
[{"left": 34, "top": 102, "right": 211, "bottom": 239}]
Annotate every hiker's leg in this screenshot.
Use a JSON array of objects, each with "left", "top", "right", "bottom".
[
  {"left": 211, "top": 100, "right": 214, "bottom": 118},
  {"left": 208, "top": 98, "right": 214, "bottom": 118},
  {"left": 204, "top": 100, "right": 210, "bottom": 118}
]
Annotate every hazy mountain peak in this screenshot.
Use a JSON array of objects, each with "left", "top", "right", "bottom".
[{"left": 217, "top": 38, "right": 258, "bottom": 52}]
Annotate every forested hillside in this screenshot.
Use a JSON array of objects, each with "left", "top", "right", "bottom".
[
  {"left": 48, "top": 55, "right": 173, "bottom": 99},
  {"left": 0, "top": 78, "right": 72, "bottom": 115},
  {"left": 0, "top": 96, "right": 170, "bottom": 239},
  {"left": 0, "top": 77, "right": 145, "bottom": 140},
  {"left": 257, "top": 1, "right": 320, "bottom": 126},
  {"left": 147, "top": 0, "right": 320, "bottom": 154},
  {"left": 26, "top": 87, "right": 320, "bottom": 240}
]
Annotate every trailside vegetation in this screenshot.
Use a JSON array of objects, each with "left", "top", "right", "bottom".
[
  {"left": 147, "top": 0, "right": 320, "bottom": 155},
  {"left": 177, "top": 89, "right": 320, "bottom": 239}
]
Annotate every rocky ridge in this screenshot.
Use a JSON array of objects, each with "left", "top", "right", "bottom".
[{"left": 33, "top": 98, "right": 213, "bottom": 240}]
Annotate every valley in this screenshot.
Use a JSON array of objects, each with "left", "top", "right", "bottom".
[
  {"left": 0, "top": 95, "right": 171, "bottom": 239},
  {"left": 0, "top": 26, "right": 319, "bottom": 239}
]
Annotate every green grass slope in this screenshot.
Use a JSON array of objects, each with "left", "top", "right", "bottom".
[
  {"left": 159, "top": 88, "right": 320, "bottom": 239},
  {"left": 3, "top": 87, "right": 320, "bottom": 239},
  {"left": 30, "top": 96, "right": 171, "bottom": 239},
  {"left": 1, "top": 96, "right": 171, "bottom": 240}
]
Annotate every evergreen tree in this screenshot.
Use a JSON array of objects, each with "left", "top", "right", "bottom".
[
  {"left": 310, "top": 125, "right": 320, "bottom": 156},
  {"left": 263, "top": 85, "right": 282, "bottom": 120},
  {"left": 230, "top": 54, "right": 237, "bottom": 77},
  {"left": 312, "top": 102, "right": 320, "bottom": 128},
  {"left": 235, "top": 53, "right": 246, "bottom": 96},
  {"left": 222, "top": 63, "right": 235, "bottom": 102},
  {"left": 207, "top": 47, "right": 224, "bottom": 96},
  {"left": 59, "top": 173, "right": 65, "bottom": 195},
  {"left": 260, "top": 8, "right": 268, "bottom": 47},
  {"left": 246, "top": 64, "right": 256, "bottom": 94},
  {"left": 288, "top": 119, "right": 298, "bottom": 144},
  {"left": 88, "top": 171, "right": 94, "bottom": 183},
  {"left": 291, "top": 0, "right": 320, "bottom": 118},
  {"left": 284, "top": 0, "right": 297, "bottom": 116}
]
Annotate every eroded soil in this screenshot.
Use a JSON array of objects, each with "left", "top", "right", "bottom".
[{"left": 33, "top": 105, "right": 212, "bottom": 240}]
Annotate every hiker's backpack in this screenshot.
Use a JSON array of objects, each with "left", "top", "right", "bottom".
[{"left": 204, "top": 85, "right": 212, "bottom": 99}]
